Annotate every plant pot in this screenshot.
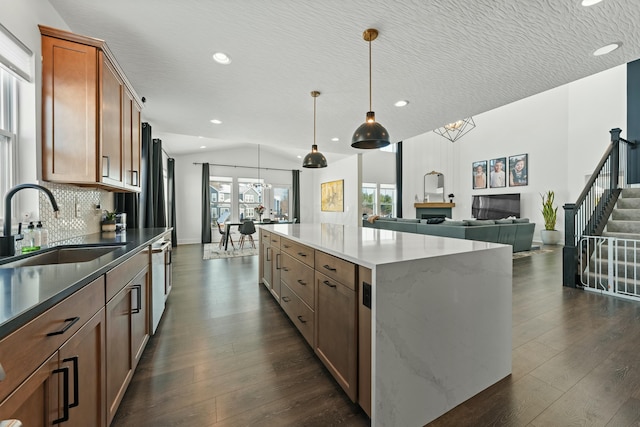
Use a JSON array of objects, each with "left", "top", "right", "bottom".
[
  {"left": 102, "top": 221, "right": 117, "bottom": 232},
  {"left": 540, "top": 229, "right": 562, "bottom": 245}
]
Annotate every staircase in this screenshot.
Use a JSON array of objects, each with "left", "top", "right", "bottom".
[{"left": 582, "top": 188, "right": 640, "bottom": 299}]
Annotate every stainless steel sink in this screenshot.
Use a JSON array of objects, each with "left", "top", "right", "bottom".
[{"left": 0, "top": 245, "right": 125, "bottom": 268}]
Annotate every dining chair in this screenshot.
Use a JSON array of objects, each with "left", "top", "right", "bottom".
[
  {"left": 215, "top": 220, "right": 235, "bottom": 249},
  {"left": 238, "top": 220, "right": 257, "bottom": 249}
]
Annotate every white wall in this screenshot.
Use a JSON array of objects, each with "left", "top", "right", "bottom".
[
  {"left": 1, "top": 0, "right": 70, "bottom": 222},
  {"left": 403, "top": 65, "right": 626, "bottom": 242}
]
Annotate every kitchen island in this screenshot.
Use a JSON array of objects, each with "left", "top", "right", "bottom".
[{"left": 260, "top": 223, "right": 512, "bottom": 426}]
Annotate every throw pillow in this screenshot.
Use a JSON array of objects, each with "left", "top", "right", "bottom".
[{"left": 514, "top": 218, "right": 530, "bottom": 223}]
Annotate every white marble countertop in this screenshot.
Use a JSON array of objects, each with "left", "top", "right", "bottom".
[{"left": 261, "top": 223, "right": 506, "bottom": 268}]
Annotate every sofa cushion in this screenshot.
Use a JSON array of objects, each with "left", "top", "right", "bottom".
[
  {"left": 396, "top": 218, "right": 420, "bottom": 223},
  {"left": 495, "top": 219, "right": 514, "bottom": 224},
  {"left": 466, "top": 220, "right": 496, "bottom": 226},
  {"left": 514, "top": 218, "right": 530, "bottom": 223},
  {"left": 440, "top": 220, "right": 465, "bottom": 226}
]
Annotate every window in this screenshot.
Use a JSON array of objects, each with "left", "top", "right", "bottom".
[
  {"left": 238, "top": 178, "right": 263, "bottom": 219},
  {"left": 210, "top": 177, "right": 232, "bottom": 223},
  {"left": 362, "top": 183, "right": 396, "bottom": 217},
  {"left": 0, "top": 67, "right": 17, "bottom": 223},
  {"left": 271, "top": 185, "right": 290, "bottom": 222}
]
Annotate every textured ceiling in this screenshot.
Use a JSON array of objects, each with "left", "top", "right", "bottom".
[{"left": 48, "top": 0, "right": 640, "bottom": 159}]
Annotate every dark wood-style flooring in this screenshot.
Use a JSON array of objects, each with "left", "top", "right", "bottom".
[{"left": 112, "top": 244, "right": 640, "bottom": 426}]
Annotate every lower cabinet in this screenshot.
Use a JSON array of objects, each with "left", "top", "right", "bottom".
[
  {"left": 106, "top": 266, "right": 149, "bottom": 425},
  {"left": 314, "top": 271, "right": 357, "bottom": 401},
  {"left": 0, "top": 308, "right": 106, "bottom": 426}
]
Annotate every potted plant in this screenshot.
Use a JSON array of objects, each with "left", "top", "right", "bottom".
[
  {"left": 102, "top": 210, "right": 117, "bottom": 232},
  {"left": 540, "top": 191, "right": 561, "bottom": 245}
]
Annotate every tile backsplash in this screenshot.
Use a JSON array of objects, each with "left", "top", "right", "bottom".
[{"left": 38, "top": 182, "right": 114, "bottom": 244}]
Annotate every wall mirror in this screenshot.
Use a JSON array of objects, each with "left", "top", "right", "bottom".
[{"left": 423, "top": 171, "right": 444, "bottom": 202}]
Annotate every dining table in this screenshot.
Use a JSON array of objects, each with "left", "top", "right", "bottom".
[{"left": 223, "top": 220, "right": 291, "bottom": 250}]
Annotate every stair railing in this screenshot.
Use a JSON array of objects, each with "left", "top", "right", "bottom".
[{"left": 563, "top": 128, "right": 634, "bottom": 286}]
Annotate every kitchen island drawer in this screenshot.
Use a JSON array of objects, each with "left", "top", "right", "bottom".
[
  {"left": 280, "top": 282, "right": 314, "bottom": 347},
  {"left": 106, "top": 250, "right": 148, "bottom": 302},
  {"left": 0, "top": 275, "right": 104, "bottom": 403},
  {"left": 315, "top": 250, "right": 356, "bottom": 290},
  {"left": 281, "top": 253, "right": 314, "bottom": 308},
  {"left": 281, "top": 238, "right": 314, "bottom": 268}
]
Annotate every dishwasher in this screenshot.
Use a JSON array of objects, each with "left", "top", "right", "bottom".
[{"left": 151, "top": 239, "right": 171, "bottom": 334}]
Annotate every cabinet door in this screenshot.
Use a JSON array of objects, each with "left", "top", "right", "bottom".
[
  {"left": 130, "top": 268, "right": 150, "bottom": 367},
  {"left": 58, "top": 308, "right": 106, "bottom": 427},
  {"left": 0, "top": 352, "right": 59, "bottom": 426},
  {"left": 315, "top": 271, "right": 357, "bottom": 401},
  {"left": 271, "top": 247, "right": 282, "bottom": 300},
  {"left": 41, "top": 36, "right": 97, "bottom": 184},
  {"left": 122, "top": 88, "right": 141, "bottom": 191},
  {"left": 105, "top": 284, "right": 133, "bottom": 425},
  {"left": 131, "top": 97, "right": 142, "bottom": 189},
  {"left": 262, "top": 241, "right": 272, "bottom": 289},
  {"left": 99, "top": 52, "right": 124, "bottom": 186}
]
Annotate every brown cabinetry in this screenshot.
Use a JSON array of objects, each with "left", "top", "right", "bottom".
[
  {"left": 105, "top": 252, "right": 149, "bottom": 425},
  {"left": 0, "top": 277, "right": 105, "bottom": 425},
  {"left": 358, "top": 266, "right": 372, "bottom": 417},
  {"left": 40, "top": 25, "right": 143, "bottom": 192},
  {"left": 260, "top": 230, "right": 282, "bottom": 300}
]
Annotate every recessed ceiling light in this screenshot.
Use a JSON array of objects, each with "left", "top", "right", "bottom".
[
  {"left": 297, "top": 155, "right": 302, "bottom": 159},
  {"left": 593, "top": 42, "right": 621, "bottom": 56},
  {"left": 200, "top": 145, "right": 206, "bottom": 149},
  {"left": 210, "top": 119, "right": 222, "bottom": 124},
  {"left": 331, "top": 137, "right": 339, "bottom": 142},
  {"left": 581, "top": 0, "right": 603, "bottom": 6},
  {"left": 394, "top": 100, "right": 409, "bottom": 107},
  {"left": 212, "top": 52, "right": 231, "bottom": 65}
]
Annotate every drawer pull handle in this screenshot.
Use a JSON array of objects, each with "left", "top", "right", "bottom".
[
  {"left": 131, "top": 284, "right": 142, "bottom": 314},
  {"left": 276, "top": 253, "right": 281, "bottom": 269},
  {"left": 266, "top": 247, "right": 271, "bottom": 261},
  {"left": 284, "top": 244, "right": 291, "bottom": 248},
  {"left": 297, "top": 252, "right": 307, "bottom": 257},
  {"left": 323, "top": 264, "right": 337, "bottom": 272},
  {"left": 323, "top": 280, "right": 337, "bottom": 288},
  {"left": 282, "top": 267, "right": 290, "bottom": 272},
  {"left": 63, "top": 356, "right": 79, "bottom": 408},
  {"left": 297, "top": 315, "right": 307, "bottom": 324},
  {"left": 47, "top": 317, "right": 80, "bottom": 336},
  {"left": 282, "top": 296, "right": 291, "bottom": 302},
  {"left": 53, "top": 366, "right": 70, "bottom": 424},
  {"left": 297, "top": 279, "right": 307, "bottom": 286},
  {"left": 272, "top": 239, "right": 278, "bottom": 243}
]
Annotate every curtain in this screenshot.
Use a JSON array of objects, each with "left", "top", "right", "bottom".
[
  {"left": 140, "top": 122, "right": 154, "bottom": 228},
  {"left": 396, "top": 141, "right": 403, "bottom": 218},
  {"left": 114, "top": 192, "right": 139, "bottom": 229},
  {"left": 167, "top": 158, "right": 177, "bottom": 246},
  {"left": 152, "top": 139, "right": 166, "bottom": 227},
  {"left": 201, "top": 163, "right": 212, "bottom": 243},
  {"left": 292, "top": 169, "right": 300, "bottom": 223}
]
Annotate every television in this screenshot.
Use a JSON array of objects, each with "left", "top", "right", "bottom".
[{"left": 472, "top": 194, "right": 520, "bottom": 220}]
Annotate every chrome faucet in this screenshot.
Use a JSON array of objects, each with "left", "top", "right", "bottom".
[{"left": 0, "top": 184, "right": 60, "bottom": 256}]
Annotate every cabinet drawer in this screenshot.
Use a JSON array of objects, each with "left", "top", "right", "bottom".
[
  {"left": 106, "top": 250, "right": 149, "bottom": 302},
  {"left": 281, "top": 253, "right": 314, "bottom": 308},
  {"left": 281, "top": 238, "right": 314, "bottom": 268},
  {"left": 260, "top": 230, "right": 270, "bottom": 244},
  {"left": 280, "top": 283, "right": 314, "bottom": 347},
  {"left": 315, "top": 251, "right": 356, "bottom": 290},
  {"left": 0, "top": 276, "right": 104, "bottom": 403},
  {"left": 269, "top": 233, "right": 281, "bottom": 248}
]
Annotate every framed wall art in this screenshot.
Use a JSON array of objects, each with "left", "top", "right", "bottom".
[
  {"left": 321, "top": 179, "right": 344, "bottom": 212},
  {"left": 472, "top": 160, "right": 487, "bottom": 189},
  {"left": 508, "top": 154, "right": 528, "bottom": 186},
  {"left": 489, "top": 157, "right": 507, "bottom": 188}
]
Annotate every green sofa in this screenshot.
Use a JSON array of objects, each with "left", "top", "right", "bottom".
[{"left": 362, "top": 217, "right": 535, "bottom": 252}]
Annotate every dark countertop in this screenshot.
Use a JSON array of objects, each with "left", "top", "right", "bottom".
[{"left": 0, "top": 228, "right": 171, "bottom": 340}]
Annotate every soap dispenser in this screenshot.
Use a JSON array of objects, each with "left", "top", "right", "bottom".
[{"left": 37, "top": 221, "right": 48, "bottom": 246}]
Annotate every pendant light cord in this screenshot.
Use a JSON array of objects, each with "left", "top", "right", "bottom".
[
  {"left": 313, "top": 94, "right": 317, "bottom": 145},
  {"left": 368, "top": 38, "right": 372, "bottom": 112}
]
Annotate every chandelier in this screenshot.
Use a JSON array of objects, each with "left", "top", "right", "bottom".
[{"left": 433, "top": 117, "right": 476, "bottom": 142}]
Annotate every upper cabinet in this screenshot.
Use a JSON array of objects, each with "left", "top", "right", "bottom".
[{"left": 40, "top": 25, "right": 143, "bottom": 192}]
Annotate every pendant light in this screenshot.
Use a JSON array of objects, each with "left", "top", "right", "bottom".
[
  {"left": 302, "top": 90, "right": 328, "bottom": 168},
  {"left": 351, "top": 28, "right": 390, "bottom": 149}
]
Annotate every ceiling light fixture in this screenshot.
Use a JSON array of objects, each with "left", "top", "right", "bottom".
[
  {"left": 212, "top": 52, "right": 231, "bottom": 65},
  {"left": 433, "top": 117, "right": 476, "bottom": 142},
  {"left": 593, "top": 42, "right": 621, "bottom": 56},
  {"left": 394, "top": 100, "right": 409, "bottom": 107},
  {"left": 254, "top": 145, "right": 271, "bottom": 189},
  {"left": 210, "top": 119, "right": 222, "bottom": 124},
  {"left": 581, "top": 0, "right": 603, "bottom": 6},
  {"left": 303, "top": 91, "right": 328, "bottom": 168},
  {"left": 331, "top": 137, "right": 340, "bottom": 142},
  {"left": 351, "top": 28, "right": 390, "bottom": 149}
]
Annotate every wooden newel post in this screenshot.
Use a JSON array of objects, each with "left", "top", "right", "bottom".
[{"left": 563, "top": 203, "right": 578, "bottom": 287}]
